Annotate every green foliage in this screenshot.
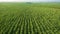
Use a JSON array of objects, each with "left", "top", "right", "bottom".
[{"left": 0, "top": 3, "right": 60, "bottom": 34}]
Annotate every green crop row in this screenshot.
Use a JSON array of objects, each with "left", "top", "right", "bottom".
[{"left": 0, "top": 3, "right": 60, "bottom": 34}]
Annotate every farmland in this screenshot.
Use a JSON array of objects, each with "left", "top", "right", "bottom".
[{"left": 0, "top": 3, "right": 60, "bottom": 34}]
